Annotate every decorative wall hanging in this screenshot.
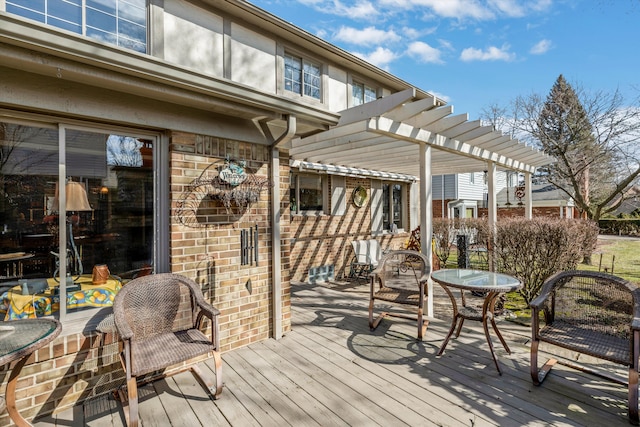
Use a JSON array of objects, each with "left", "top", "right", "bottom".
[
  {"left": 352, "top": 186, "right": 367, "bottom": 207},
  {"left": 176, "top": 158, "right": 271, "bottom": 227}
]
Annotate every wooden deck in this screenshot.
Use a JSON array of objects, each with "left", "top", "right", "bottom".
[{"left": 36, "top": 280, "right": 632, "bottom": 426}]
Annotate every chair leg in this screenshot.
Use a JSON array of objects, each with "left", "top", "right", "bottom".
[
  {"left": 629, "top": 366, "right": 639, "bottom": 425},
  {"left": 368, "top": 298, "right": 374, "bottom": 329},
  {"left": 417, "top": 307, "right": 428, "bottom": 341},
  {"left": 454, "top": 318, "right": 465, "bottom": 338},
  {"left": 369, "top": 299, "right": 386, "bottom": 330},
  {"left": 530, "top": 338, "right": 556, "bottom": 386},
  {"left": 212, "top": 351, "right": 223, "bottom": 399},
  {"left": 126, "top": 376, "right": 139, "bottom": 427},
  {"left": 192, "top": 355, "right": 223, "bottom": 400}
]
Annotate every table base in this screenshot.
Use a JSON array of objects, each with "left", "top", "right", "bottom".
[{"left": 436, "top": 289, "right": 511, "bottom": 375}]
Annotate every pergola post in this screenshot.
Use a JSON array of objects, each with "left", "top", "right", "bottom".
[
  {"left": 419, "top": 143, "right": 433, "bottom": 317},
  {"left": 486, "top": 161, "right": 497, "bottom": 272},
  {"left": 524, "top": 171, "right": 533, "bottom": 219}
]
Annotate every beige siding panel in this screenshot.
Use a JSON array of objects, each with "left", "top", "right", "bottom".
[
  {"left": 231, "top": 23, "right": 276, "bottom": 92},
  {"left": 163, "top": 0, "right": 224, "bottom": 77},
  {"left": 331, "top": 175, "right": 346, "bottom": 215},
  {"left": 327, "top": 65, "right": 348, "bottom": 112}
]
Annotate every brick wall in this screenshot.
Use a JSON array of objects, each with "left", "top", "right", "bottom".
[
  {"left": 0, "top": 132, "right": 291, "bottom": 425},
  {"left": 169, "top": 132, "right": 290, "bottom": 350},
  {"left": 289, "top": 176, "right": 408, "bottom": 282},
  {"left": 477, "top": 206, "right": 577, "bottom": 218}
]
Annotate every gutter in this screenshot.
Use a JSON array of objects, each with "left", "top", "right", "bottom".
[{"left": 261, "top": 115, "right": 296, "bottom": 340}]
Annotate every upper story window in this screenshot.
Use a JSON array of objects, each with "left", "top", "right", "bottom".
[
  {"left": 352, "top": 81, "right": 377, "bottom": 106},
  {"left": 6, "top": 0, "right": 147, "bottom": 53},
  {"left": 290, "top": 173, "right": 326, "bottom": 214},
  {"left": 284, "top": 53, "right": 321, "bottom": 100}
]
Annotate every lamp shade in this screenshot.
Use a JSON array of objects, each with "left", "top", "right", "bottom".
[{"left": 53, "top": 181, "right": 92, "bottom": 212}]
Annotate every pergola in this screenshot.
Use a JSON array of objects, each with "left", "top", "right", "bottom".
[{"left": 285, "top": 88, "right": 554, "bottom": 317}]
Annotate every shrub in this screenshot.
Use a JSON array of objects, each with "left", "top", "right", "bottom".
[
  {"left": 491, "top": 217, "right": 598, "bottom": 305},
  {"left": 432, "top": 219, "right": 455, "bottom": 268}
]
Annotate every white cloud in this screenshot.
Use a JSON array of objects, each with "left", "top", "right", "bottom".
[
  {"left": 460, "top": 44, "right": 515, "bottom": 61},
  {"left": 380, "top": 0, "right": 494, "bottom": 20},
  {"left": 353, "top": 46, "right": 399, "bottom": 68},
  {"left": 488, "top": 0, "right": 526, "bottom": 17},
  {"left": 530, "top": 39, "right": 552, "bottom": 55},
  {"left": 299, "top": 0, "right": 553, "bottom": 22},
  {"left": 407, "top": 41, "right": 444, "bottom": 64},
  {"left": 332, "top": 0, "right": 380, "bottom": 19},
  {"left": 334, "top": 26, "right": 401, "bottom": 45}
]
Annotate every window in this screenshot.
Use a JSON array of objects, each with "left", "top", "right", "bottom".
[
  {"left": 6, "top": 0, "right": 147, "bottom": 53},
  {"left": 290, "top": 173, "right": 325, "bottom": 214},
  {"left": 284, "top": 54, "right": 321, "bottom": 100},
  {"left": 382, "top": 182, "right": 404, "bottom": 231},
  {"left": 0, "top": 119, "right": 156, "bottom": 322},
  {"left": 352, "top": 81, "right": 377, "bottom": 106}
]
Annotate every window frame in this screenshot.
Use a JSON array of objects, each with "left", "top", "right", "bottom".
[
  {"left": 5, "top": 0, "right": 148, "bottom": 53},
  {"left": 381, "top": 181, "right": 406, "bottom": 233},
  {"left": 290, "top": 172, "right": 327, "bottom": 215},
  {"left": 283, "top": 52, "right": 322, "bottom": 101},
  {"left": 0, "top": 112, "right": 167, "bottom": 329},
  {"left": 351, "top": 80, "right": 377, "bottom": 107}
]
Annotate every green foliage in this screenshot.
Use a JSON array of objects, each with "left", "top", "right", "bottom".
[
  {"left": 536, "top": 75, "right": 606, "bottom": 218},
  {"left": 599, "top": 219, "right": 640, "bottom": 236}
]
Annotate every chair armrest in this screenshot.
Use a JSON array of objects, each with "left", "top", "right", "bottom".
[
  {"left": 114, "top": 312, "right": 134, "bottom": 341},
  {"left": 197, "top": 301, "right": 220, "bottom": 319},
  {"left": 529, "top": 292, "right": 549, "bottom": 310},
  {"left": 632, "top": 299, "right": 640, "bottom": 330}
]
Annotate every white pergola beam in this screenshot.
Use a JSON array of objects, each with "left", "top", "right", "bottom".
[
  {"left": 384, "top": 95, "right": 437, "bottom": 122},
  {"left": 405, "top": 105, "right": 453, "bottom": 128}
]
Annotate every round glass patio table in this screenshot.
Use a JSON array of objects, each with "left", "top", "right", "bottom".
[
  {"left": 0, "top": 318, "right": 62, "bottom": 426},
  {"left": 431, "top": 268, "right": 522, "bottom": 375}
]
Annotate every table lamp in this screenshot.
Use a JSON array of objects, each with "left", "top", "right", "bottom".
[{"left": 52, "top": 180, "right": 92, "bottom": 280}]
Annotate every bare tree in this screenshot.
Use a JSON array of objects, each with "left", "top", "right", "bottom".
[{"left": 482, "top": 75, "right": 640, "bottom": 221}]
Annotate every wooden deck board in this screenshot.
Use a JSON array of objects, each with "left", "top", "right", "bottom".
[{"left": 34, "top": 280, "right": 632, "bottom": 427}]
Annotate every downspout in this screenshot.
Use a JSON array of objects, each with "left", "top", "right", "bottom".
[{"left": 260, "top": 115, "right": 296, "bottom": 340}]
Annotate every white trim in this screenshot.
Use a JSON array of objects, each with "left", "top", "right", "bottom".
[{"left": 291, "top": 160, "right": 416, "bottom": 182}]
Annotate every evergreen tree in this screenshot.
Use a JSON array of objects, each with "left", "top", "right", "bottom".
[{"left": 536, "top": 75, "right": 604, "bottom": 217}]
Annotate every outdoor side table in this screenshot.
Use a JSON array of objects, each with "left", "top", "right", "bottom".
[
  {"left": 431, "top": 268, "right": 522, "bottom": 375},
  {"left": 0, "top": 318, "right": 62, "bottom": 426}
]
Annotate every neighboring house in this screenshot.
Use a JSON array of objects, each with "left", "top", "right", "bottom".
[
  {"left": 433, "top": 171, "right": 513, "bottom": 219},
  {"left": 479, "top": 184, "right": 577, "bottom": 218},
  {"left": 609, "top": 185, "right": 640, "bottom": 217},
  {"left": 0, "top": 0, "right": 550, "bottom": 421}
]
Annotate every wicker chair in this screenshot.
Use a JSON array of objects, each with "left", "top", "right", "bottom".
[
  {"left": 113, "top": 273, "right": 223, "bottom": 426},
  {"left": 530, "top": 270, "right": 640, "bottom": 424},
  {"left": 369, "top": 250, "right": 431, "bottom": 340}
]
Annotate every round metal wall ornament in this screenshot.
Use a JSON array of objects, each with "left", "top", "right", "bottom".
[{"left": 352, "top": 186, "right": 367, "bottom": 207}]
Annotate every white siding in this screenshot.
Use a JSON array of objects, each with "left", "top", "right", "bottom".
[
  {"left": 163, "top": 0, "right": 224, "bottom": 77},
  {"left": 458, "top": 172, "right": 485, "bottom": 199},
  {"left": 231, "top": 23, "right": 277, "bottom": 92},
  {"left": 432, "top": 174, "right": 457, "bottom": 200},
  {"left": 331, "top": 175, "right": 346, "bottom": 215},
  {"left": 327, "top": 65, "right": 348, "bottom": 112},
  {"left": 370, "top": 180, "right": 384, "bottom": 235}
]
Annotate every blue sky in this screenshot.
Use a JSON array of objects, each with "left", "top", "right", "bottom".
[{"left": 249, "top": 0, "right": 640, "bottom": 119}]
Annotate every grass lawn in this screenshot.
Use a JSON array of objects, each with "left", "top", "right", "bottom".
[{"left": 580, "top": 237, "right": 640, "bottom": 284}]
